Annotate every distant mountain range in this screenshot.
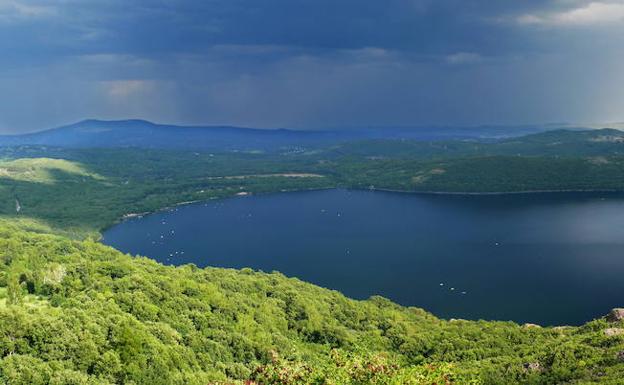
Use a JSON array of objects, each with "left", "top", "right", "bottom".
[{"left": 0, "top": 119, "right": 580, "bottom": 151}]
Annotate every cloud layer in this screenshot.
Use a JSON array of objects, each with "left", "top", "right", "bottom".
[
  {"left": 0, "top": 0, "right": 623, "bottom": 132},
  {"left": 518, "top": 1, "right": 624, "bottom": 26}
]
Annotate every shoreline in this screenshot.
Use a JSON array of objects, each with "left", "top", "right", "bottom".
[
  {"left": 368, "top": 187, "right": 624, "bottom": 196},
  {"left": 100, "top": 184, "right": 624, "bottom": 327},
  {"left": 104, "top": 186, "right": 336, "bottom": 233},
  {"left": 106, "top": 185, "right": 624, "bottom": 233}
]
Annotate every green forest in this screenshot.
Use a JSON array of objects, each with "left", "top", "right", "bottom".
[
  {"left": 2, "top": 224, "right": 624, "bottom": 384},
  {"left": 4, "top": 128, "right": 624, "bottom": 237},
  {"left": 2, "top": 129, "right": 624, "bottom": 384}
]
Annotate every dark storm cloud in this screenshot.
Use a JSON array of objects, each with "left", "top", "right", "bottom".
[
  {"left": 1, "top": 0, "right": 623, "bottom": 132},
  {"left": 1, "top": 1, "right": 530, "bottom": 56}
]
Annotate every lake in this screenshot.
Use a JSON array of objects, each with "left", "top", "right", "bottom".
[{"left": 103, "top": 189, "right": 624, "bottom": 326}]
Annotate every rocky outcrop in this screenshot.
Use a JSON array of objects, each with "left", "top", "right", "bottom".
[
  {"left": 523, "top": 323, "right": 541, "bottom": 329},
  {"left": 606, "top": 308, "right": 624, "bottom": 322},
  {"left": 603, "top": 328, "right": 624, "bottom": 337},
  {"left": 523, "top": 362, "right": 542, "bottom": 373},
  {"left": 616, "top": 351, "right": 624, "bottom": 362}
]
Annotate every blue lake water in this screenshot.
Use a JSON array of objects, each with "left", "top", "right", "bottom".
[{"left": 103, "top": 189, "right": 624, "bottom": 326}]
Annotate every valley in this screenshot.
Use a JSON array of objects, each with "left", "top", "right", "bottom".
[{"left": 2, "top": 122, "right": 624, "bottom": 384}]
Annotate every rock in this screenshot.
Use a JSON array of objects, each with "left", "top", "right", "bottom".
[
  {"left": 603, "top": 328, "right": 624, "bottom": 337},
  {"left": 606, "top": 308, "right": 624, "bottom": 322},
  {"left": 616, "top": 351, "right": 624, "bottom": 362},
  {"left": 523, "top": 323, "right": 541, "bottom": 329},
  {"left": 523, "top": 362, "right": 542, "bottom": 372}
]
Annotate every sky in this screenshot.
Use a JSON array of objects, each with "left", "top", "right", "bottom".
[{"left": 1, "top": 0, "right": 624, "bottom": 133}]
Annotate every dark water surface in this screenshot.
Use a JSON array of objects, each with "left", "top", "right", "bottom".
[{"left": 103, "top": 189, "right": 624, "bottom": 325}]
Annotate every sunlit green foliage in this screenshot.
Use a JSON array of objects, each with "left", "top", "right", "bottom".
[
  {"left": 0, "top": 149, "right": 334, "bottom": 235},
  {"left": 2, "top": 129, "right": 624, "bottom": 383},
  {"left": 0, "top": 226, "right": 623, "bottom": 384}
]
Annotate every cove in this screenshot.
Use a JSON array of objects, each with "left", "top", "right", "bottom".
[{"left": 102, "top": 189, "right": 624, "bottom": 326}]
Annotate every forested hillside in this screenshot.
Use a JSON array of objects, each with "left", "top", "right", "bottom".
[
  {"left": 4, "top": 129, "right": 624, "bottom": 236},
  {"left": 2, "top": 129, "right": 624, "bottom": 384},
  {"left": 1, "top": 225, "right": 624, "bottom": 384}
]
